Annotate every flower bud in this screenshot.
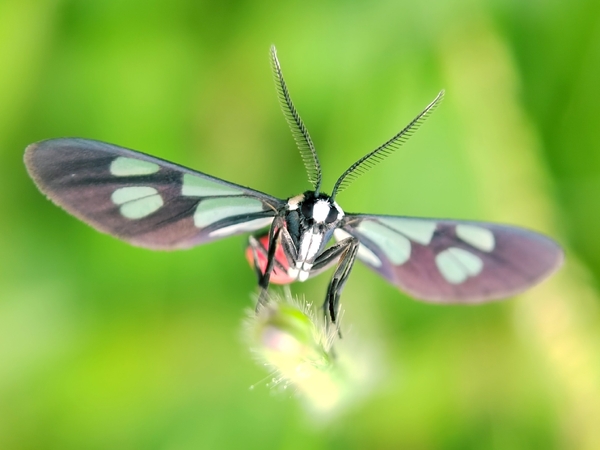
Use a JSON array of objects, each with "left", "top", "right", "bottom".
[{"left": 244, "top": 289, "right": 379, "bottom": 417}]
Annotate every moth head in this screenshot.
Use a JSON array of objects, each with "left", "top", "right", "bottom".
[{"left": 296, "top": 192, "right": 344, "bottom": 231}]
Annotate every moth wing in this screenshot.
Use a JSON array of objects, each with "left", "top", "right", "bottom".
[
  {"left": 25, "top": 138, "right": 284, "bottom": 250},
  {"left": 339, "top": 214, "right": 563, "bottom": 303}
]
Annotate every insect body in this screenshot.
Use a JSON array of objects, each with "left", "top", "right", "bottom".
[
  {"left": 246, "top": 231, "right": 340, "bottom": 285},
  {"left": 24, "top": 46, "right": 563, "bottom": 324}
]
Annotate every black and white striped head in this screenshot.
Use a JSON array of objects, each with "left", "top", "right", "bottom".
[{"left": 287, "top": 191, "right": 344, "bottom": 231}]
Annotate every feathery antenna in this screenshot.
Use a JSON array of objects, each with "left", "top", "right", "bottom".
[
  {"left": 270, "top": 46, "right": 322, "bottom": 194},
  {"left": 331, "top": 90, "right": 444, "bottom": 200}
]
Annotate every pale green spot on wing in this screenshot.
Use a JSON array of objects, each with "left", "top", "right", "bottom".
[
  {"left": 119, "top": 196, "right": 164, "bottom": 219},
  {"left": 110, "top": 157, "right": 160, "bottom": 176},
  {"left": 182, "top": 174, "right": 242, "bottom": 197},
  {"left": 356, "top": 221, "right": 410, "bottom": 265},
  {"left": 435, "top": 247, "right": 483, "bottom": 284},
  {"left": 378, "top": 217, "right": 437, "bottom": 245},
  {"left": 194, "top": 197, "right": 264, "bottom": 229},
  {"left": 456, "top": 224, "right": 495, "bottom": 252},
  {"left": 111, "top": 186, "right": 163, "bottom": 219},
  {"left": 112, "top": 186, "right": 158, "bottom": 204}
]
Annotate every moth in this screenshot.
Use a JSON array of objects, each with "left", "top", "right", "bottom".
[{"left": 24, "top": 46, "right": 563, "bottom": 324}]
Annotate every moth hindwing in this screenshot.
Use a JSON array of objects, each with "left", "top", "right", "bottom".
[{"left": 335, "top": 215, "right": 563, "bottom": 303}]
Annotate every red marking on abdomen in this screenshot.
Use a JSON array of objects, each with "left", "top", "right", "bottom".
[{"left": 245, "top": 234, "right": 294, "bottom": 285}]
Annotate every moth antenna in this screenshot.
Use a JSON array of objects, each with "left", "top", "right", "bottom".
[
  {"left": 331, "top": 90, "right": 444, "bottom": 200},
  {"left": 270, "top": 45, "right": 322, "bottom": 194}
]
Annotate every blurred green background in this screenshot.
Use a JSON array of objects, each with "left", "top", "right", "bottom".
[{"left": 2, "top": 0, "right": 600, "bottom": 448}]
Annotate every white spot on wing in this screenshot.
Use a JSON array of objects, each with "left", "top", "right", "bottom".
[
  {"left": 209, "top": 217, "right": 273, "bottom": 237},
  {"left": 334, "top": 229, "right": 381, "bottom": 268},
  {"left": 182, "top": 174, "right": 241, "bottom": 197},
  {"left": 379, "top": 218, "right": 436, "bottom": 245},
  {"left": 110, "top": 157, "right": 159, "bottom": 176},
  {"left": 193, "top": 197, "right": 263, "bottom": 228},
  {"left": 435, "top": 247, "right": 483, "bottom": 284},
  {"left": 111, "top": 186, "right": 163, "bottom": 219},
  {"left": 356, "top": 221, "right": 410, "bottom": 265},
  {"left": 456, "top": 225, "right": 495, "bottom": 252},
  {"left": 312, "top": 200, "right": 330, "bottom": 223}
]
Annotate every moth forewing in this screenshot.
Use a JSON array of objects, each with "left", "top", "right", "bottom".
[{"left": 24, "top": 138, "right": 283, "bottom": 250}]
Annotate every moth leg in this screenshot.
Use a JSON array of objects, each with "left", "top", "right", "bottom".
[
  {"left": 256, "top": 216, "right": 296, "bottom": 308},
  {"left": 278, "top": 226, "right": 299, "bottom": 271},
  {"left": 312, "top": 239, "right": 350, "bottom": 271},
  {"left": 248, "top": 235, "right": 267, "bottom": 283},
  {"left": 321, "top": 237, "right": 359, "bottom": 326},
  {"left": 256, "top": 229, "right": 282, "bottom": 309},
  {"left": 257, "top": 218, "right": 279, "bottom": 287}
]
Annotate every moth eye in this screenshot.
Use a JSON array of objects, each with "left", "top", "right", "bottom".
[
  {"left": 325, "top": 207, "right": 338, "bottom": 224},
  {"left": 301, "top": 201, "right": 312, "bottom": 218}
]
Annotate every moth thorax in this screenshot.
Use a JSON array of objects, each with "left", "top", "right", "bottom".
[{"left": 298, "top": 230, "right": 323, "bottom": 263}]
